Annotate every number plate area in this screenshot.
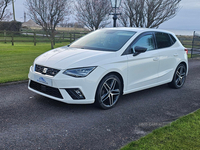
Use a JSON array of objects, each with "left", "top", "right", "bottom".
[{"left": 34, "top": 74, "right": 52, "bottom": 86}]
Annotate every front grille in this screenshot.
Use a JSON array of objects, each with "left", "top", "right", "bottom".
[
  {"left": 35, "top": 64, "right": 60, "bottom": 76},
  {"left": 29, "top": 80, "right": 63, "bottom": 99}
]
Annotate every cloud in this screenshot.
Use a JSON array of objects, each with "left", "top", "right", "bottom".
[
  {"left": 180, "top": 0, "right": 200, "bottom": 9},
  {"left": 160, "top": 0, "right": 200, "bottom": 31}
]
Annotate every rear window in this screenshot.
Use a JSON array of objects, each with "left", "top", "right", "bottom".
[{"left": 155, "top": 32, "right": 173, "bottom": 49}]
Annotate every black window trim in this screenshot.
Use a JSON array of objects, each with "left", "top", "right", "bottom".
[{"left": 122, "top": 31, "right": 178, "bottom": 56}]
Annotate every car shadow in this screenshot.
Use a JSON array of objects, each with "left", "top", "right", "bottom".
[
  {"left": 33, "top": 84, "right": 170, "bottom": 112},
  {"left": 34, "top": 95, "right": 96, "bottom": 111}
]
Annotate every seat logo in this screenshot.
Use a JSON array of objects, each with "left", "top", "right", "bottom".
[{"left": 43, "top": 68, "right": 48, "bottom": 74}]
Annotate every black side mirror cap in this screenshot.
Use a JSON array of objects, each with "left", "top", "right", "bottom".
[{"left": 133, "top": 46, "right": 147, "bottom": 56}]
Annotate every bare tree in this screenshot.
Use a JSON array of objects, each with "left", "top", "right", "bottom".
[
  {"left": 59, "top": 19, "right": 69, "bottom": 28},
  {"left": 0, "top": 0, "right": 12, "bottom": 21},
  {"left": 119, "top": 0, "right": 181, "bottom": 28},
  {"left": 118, "top": 11, "right": 129, "bottom": 27},
  {"left": 74, "top": 0, "right": 111, "bottom": 31},
  {"left": 25, "top": 0, "right": 71, "bottom": 48}
]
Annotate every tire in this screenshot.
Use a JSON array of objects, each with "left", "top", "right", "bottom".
[
  {"left": 95, "top": 74, "right": 122, "bottom": 109},
  {"left": 169, "top": 64, "right": 186, "bottom": 89}
]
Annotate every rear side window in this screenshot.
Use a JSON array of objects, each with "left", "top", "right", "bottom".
[
  {"left": 169, "top": 34, "right": 177, "bottom": 44},
  {"left": 155, "top": 32, "right": 173, "bottom": 49}
]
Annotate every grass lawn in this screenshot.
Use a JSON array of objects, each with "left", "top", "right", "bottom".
[
  {"left": 0, "top": 41, "right": 191, "bottom": 84},
  {"left": 121, "top": 109, "right": 200, "bottom": 150},
  {"left": 0, "top": 42, "right": 69, "bottom": 83}
]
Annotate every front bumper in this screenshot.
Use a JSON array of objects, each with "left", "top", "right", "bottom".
[{"left": 28, "top": 66, "right": 103, "bottom": 104}]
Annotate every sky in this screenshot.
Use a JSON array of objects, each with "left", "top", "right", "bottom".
[
  {"left": 7, "top": 0, "right": 200, "bottom": 33},
  {"left": 159, "top": 0, "right": 200, "bottom": 31}
]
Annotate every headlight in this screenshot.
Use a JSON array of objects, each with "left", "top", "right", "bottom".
[{"left": 63, "top": 66, "right": 97, "bottom": 77}]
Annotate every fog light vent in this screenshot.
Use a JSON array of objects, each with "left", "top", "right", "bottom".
[{"left": 66, "top": 88, "right": 85, "bottom": 100}]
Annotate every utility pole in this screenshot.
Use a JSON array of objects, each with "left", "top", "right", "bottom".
[
  {"left": 24, "top": 12, "right": 26, "bottom": 22},
  {"left": 12, "top": 0, "right": 16, "bottom": 21},
  {"left": 110, "top": 0, "right": 122, "bottom": 27}
]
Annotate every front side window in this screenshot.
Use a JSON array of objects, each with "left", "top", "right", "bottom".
[
  {"left": 155, "top": 32, "right": 172, "bottom": 49},
  {"left": 131, "top": 34, "right": 155, "bottom": 52}
]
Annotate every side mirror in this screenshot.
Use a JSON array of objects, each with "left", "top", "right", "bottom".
[{"left": 133, "top": 46, "right": 147, "bottom": 56}]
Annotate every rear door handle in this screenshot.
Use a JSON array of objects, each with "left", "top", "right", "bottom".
[{"left": 174, "top": 54, "right": 178, "bottom": 57}]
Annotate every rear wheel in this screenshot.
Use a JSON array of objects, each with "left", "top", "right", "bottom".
[
  {"left": 169, "top": 64, "right": 186, "bottom": 89},
  {"left": 95, "top": 74, "right": 122, "bottom": 109}
]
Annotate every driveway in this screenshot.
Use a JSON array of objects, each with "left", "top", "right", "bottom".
[{"left": 0, "top": 59, "right": 200, "bottom": 150}]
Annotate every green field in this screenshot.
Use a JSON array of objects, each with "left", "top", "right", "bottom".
[
  {"left": 121, "top": 109, "right": 200, "bottom": 150},
  {"left": 0, "top": 42, "right": 69, "bottom": 83}
]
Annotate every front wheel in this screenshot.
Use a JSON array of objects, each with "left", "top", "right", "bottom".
[
  {"left": 95, "top": 74, "right": 122, "bottom": 109},
  {"left": 169, "top": 64, "right": 186, "bottom": 89}
]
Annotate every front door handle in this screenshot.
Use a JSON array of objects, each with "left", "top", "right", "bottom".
[{"left": 153, "top": 57, "right": 159, "bottom": 61}]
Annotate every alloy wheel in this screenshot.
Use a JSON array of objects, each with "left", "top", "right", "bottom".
[
  {"left": 175, "top": 65, "right": 186, "bottom": 87},
  {"left": 96, "top": 75, "right": 122, "bottom": 109}
]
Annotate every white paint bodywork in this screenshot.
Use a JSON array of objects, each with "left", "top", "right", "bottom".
[{"left": 28, "top": 28, "right": 188, "bottom": 104}]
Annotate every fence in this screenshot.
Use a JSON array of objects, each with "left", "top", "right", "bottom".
[
  {"left": 0, "top": 30, "right": 89, "bottom": 46},
  {"left": 177, "top": 35, "right": 193, "bottom": 49},
  {"left": 191, "top": 31, "right": 200, "bottom": 58},
  {"left": 0, "top": 30, "right": 198, "bottom": 55}
]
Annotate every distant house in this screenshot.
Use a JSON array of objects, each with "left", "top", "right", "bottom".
[{"left": 22, "top": 19, "right": 41, "bottom": 29}]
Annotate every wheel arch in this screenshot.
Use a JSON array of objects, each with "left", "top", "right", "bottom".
[
  {"left": 178, "top": 61, "right": 188, "bottom": 75},
  {"left": 94, "top": 71, "right": 124, "bottom": 109},
  {"left": 171, "top": 61, "right": 188, "bottom": 81},
  {"left": 98, "top": 71, "right": 124, "bottom": 95},
  {"left": 169, "top": 61, "right": 188, "bottom": 89}
]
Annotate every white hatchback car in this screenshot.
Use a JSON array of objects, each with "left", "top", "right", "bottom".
[{"left": 28, "top": 28, "right": 188, "bottom": 109}]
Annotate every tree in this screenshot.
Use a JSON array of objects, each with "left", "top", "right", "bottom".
[
  {"left": 74, "top": 0, "right": 111, "bottom": 31},
  {"left": 119, "top": 0, "right": 181, "bottom": 28},
  {"left": 25, "top": 0, "right": 71, "bottom": 49},
  {"left": 0, "top": 0, "right": 12, "bottom": 21}
]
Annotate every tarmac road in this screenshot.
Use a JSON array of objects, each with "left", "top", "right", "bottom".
[{"left": 0, "top": 59, "right": 200, "bottom": 150}]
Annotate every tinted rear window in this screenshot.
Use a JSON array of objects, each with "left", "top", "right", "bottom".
[
  {"left": 169, "top": 34, "right": 177, "bottom": 44},
  {"left": 155, "top": 32, "right": 172, "bottom": 49}
]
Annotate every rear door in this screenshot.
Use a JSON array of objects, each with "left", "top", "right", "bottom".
[{"left": 154, "top": 32, "right": 177, "bottom": 83}]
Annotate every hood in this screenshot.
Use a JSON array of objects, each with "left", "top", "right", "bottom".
[{"left": 34, "top": 46, "right": 116, "bottom": 69}]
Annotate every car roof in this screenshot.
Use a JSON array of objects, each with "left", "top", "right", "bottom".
[{"left": 102, "top": 27, "right": 175, "bottom": 35}]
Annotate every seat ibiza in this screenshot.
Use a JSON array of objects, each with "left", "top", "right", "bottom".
[{"left": 28, "top": 28, "right": 188, "bottom": 109}]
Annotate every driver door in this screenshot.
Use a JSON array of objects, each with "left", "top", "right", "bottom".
[{"left": 126, "top": 33, "right": 160, "bottom": 93}]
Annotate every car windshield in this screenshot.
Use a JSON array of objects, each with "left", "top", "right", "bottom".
[{"left": 69, "top": 29, "right": 136, "bottom": 51}]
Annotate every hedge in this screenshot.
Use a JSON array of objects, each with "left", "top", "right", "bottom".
[{"left": 0, "top": 21, "right": 22, "bottom": 32}]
